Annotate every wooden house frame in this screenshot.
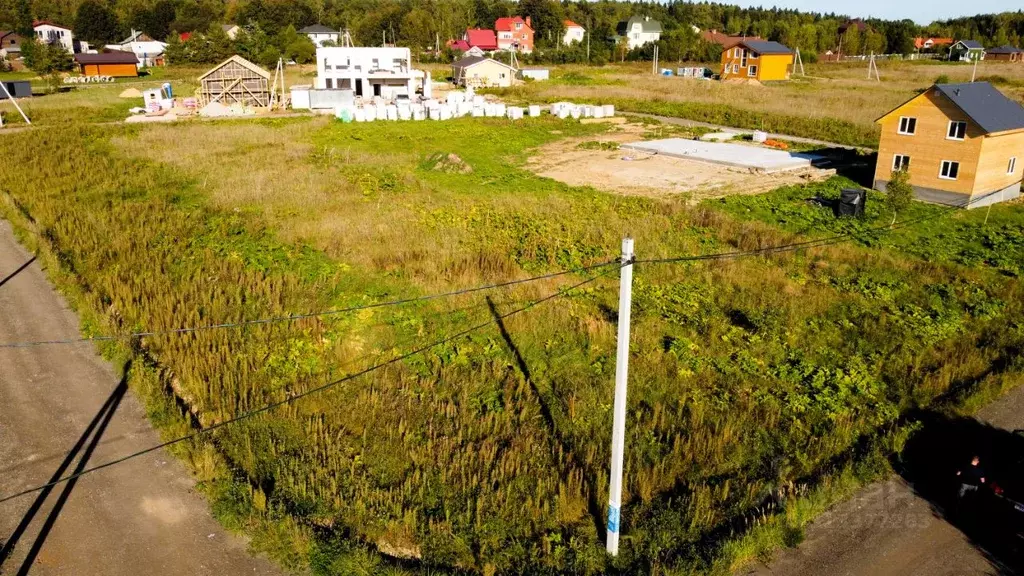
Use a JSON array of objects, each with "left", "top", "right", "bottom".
[{"left": 198, "top": 55, "right": 271, "bottom": 108}]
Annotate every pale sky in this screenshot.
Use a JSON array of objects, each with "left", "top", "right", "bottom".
[{"left": 729, "top": 0, "right": 1020, "bottom": 25}]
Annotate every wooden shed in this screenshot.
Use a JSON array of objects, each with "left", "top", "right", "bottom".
[
  {"left": 73, "top": 52, "right": 139, "bottom": 77},
  {"left": 198, "top": 55, "right": 271, "bottom": 108}
]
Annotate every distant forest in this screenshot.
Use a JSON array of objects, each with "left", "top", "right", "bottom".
[{"left": 4, "top": 0, "right": 1024, "bottom": 63}]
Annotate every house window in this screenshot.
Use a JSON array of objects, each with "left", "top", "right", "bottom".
[
  {"left": 897, "top": 117, "right": 916, "bottom": 135},
  {"left": 747, "top": 65, "right": 757, "bottom": 77},
  {"left": 940, "top": 160, "right": 960, "bottom": 180},
  {"left": 893, "top": 154, "right": 911, "bottom": 171},
  {"left": 947, "top": 121, "right": 967, "bottom": 140},
  {"left": 1009, "top": 157, "right": 1017, "bottom": 174},
  {"left": 515, "top": 22, "right": 522, "bottom": 29}
]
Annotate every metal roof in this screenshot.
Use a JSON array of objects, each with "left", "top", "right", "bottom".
[
  {"left": 739, "top": 40, "right": 793, "bottom": 55},
  {"left": 955, "top": 40, "right": 984, "bottom": 50},
  {"left": 616, "top": 17, "right": 662, "bottom": 36},
  {"left": 935, "top": 82, "right": 1024, "bottom": 134},
  {"left": 73, "top": 52, "right": 140, "bottom": 64},
  {"left": 451, "top": 56, "right": 515, "bottom": 71},
  {"left": 986, "top": 45, "right": 1023, "bottom": 54},
  {"left": 299, "top": 24, "right": 338, "bottom": 34}
]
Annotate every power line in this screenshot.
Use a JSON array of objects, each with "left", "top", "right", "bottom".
[
  {"left": 0, "top": 267, "right": 617, "bottom": 505},
  {"left": 637, "top": 192, "right": 979, "bottom": 266},
  {"left": 0, "top": 259, "right": 620, "bottom": 349}
]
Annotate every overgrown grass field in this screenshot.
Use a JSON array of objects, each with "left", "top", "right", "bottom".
[
  {"left": 1, "top": 114, "right": 1022, "bottom": 575},
  {"left": 492, "top": 59, "right": 1024, "bottom": 147}
]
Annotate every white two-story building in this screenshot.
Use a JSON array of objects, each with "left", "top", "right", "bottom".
[
  {"left": 563, "top": 20, "right": 585, "bottom": 46},
  {"left": 33, "top": 20, "right": 74, "bottom": 53},
  {"left": 615, "top": 16, "right": 661, "bottom": 50},
  {"left": 300, "top": 24, "right": 340, "bottom": 48},
  {"left": 314, "top": 46, "right": 424, "bottom": 99}
]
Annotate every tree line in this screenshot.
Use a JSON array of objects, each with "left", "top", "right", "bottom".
[{"left": 3, "top": 0, "right": 1024, "bottom": 66}]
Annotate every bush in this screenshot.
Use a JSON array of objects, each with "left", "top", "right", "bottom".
[{"left": 935, "top": 74, "right": 950, "bottom": 84}]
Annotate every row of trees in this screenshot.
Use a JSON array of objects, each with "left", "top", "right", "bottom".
[
  {"left": 3, "top": 0, "right": 1024, "bottom": 65},
  {"left": 165, "top": 23, "right": 317, "bottom": 66}
]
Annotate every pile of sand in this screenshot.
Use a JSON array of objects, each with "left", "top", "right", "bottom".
[
  {"left": 425, "top": 152, "right": 473, "bottom": 174},
  {"left": 118, "top": 88, "right": 142, "bottom": 98}
]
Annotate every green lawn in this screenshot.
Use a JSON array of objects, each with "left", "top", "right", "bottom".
[{"left": 1, "top": 112, "right": 1022, "bottom": 575}]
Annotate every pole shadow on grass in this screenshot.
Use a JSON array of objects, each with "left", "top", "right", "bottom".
[
  {"left": 0, "top": 362, "right": 130, "bottom": 575},
  {"left": 895, "top": 410, "right": 1024, "bottom": 574},
  {"left": 485, "top": 297, "right": 607, "bottom": 542}
]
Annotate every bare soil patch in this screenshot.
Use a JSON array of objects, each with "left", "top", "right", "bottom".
[{"left": 527, "top": 123, "right": 833, "bottom": 202}]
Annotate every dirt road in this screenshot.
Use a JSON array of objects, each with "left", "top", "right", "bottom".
[
  {"left": 0, "top": 220, "right": 280, "bottom": 575},
  {"left": 749, "top": 385, "right": 1024, "bottom": 576}
]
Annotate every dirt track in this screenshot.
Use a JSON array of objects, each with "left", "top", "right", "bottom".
[
  {"left": 748, "top": 386, "right": 1024, "bottom": 576},
  {"left": 0, "top": 219, "right": 280, "bottom": 575}
]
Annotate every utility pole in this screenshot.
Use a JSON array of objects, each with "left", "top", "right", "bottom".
[
  {"left": 971, "top": 57, "right": 978, "bottom": 82},
  {"left": 606, "top": 237, "right": 634, "bottom": 557},
  {"left": 0, "top": 80, "right": 31, "bottom": 126},
  {"left": 587, "top": 17, "right": 591, "bottom": 63}
]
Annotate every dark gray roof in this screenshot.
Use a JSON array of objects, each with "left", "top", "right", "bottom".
[
  {"left": 934, "top": 82, "right": 1024, "bottom": 134},
  {"left": 987, "top": 45, "right": 1023, "bottom": 54},
  {"left": 740, "top": 40, "right": 792, "bottom": 55},
  {"left": 74, "top": 51, "right": 140, "bottom": 64},
  {"left": 451, "top": 55, "right": 513, "bottom": 70},
  {"left": 616, "top": 16, "right": 662, "bottom": 36},
  {"left": 299, "top": 24, "right": 338, "bottom": 34},
  {"left": 956, "top": 40, "right": 984, "bottom": 50}
]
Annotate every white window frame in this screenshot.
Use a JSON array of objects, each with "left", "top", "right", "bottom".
[
  {"left": 747, "top": 65, "right": 757, "bottom": 77},
  {"left": 947, "top": 120, "right": 967, "bottom": 141},
  {"left": 893, "top": 154, "right": 911, "bottom": 171},
  {"left": 1009, "top": 157, "right": 1017, "bottom": 174},
  {"left": 939, "top": 160, "right": 960, "bottom": 180},
  {"left": 897, "top": 116, "right": 916, "bottom": 135}
]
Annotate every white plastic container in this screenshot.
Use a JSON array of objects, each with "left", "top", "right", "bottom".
[
  {"left": 386, "top": 105, "right": 398, "bottom": 121},
  {"left": 471, "top": 106, "right": 485, "bottom": 117},
  {"left": 570, "top": 106, "right": 581, "bottom": 119},
  {"left": 413, "top": 108, "right": 426, "bottom": 120},
  {"left": 353, "top": 108, "right": 366, "bottom": 122},
  {"left": 603, "top": 104, "right": 615, "bottom": 117},
  {"left": 593, "top": 107, "right": 605, "bottom": 119},
  {"left": 364, "top": 106, "right": 377, "bottom": 121},
  {"left": 528, "top": 105, "right": 541, "bottom": 117},
  {"left": 494, "top": 103, "right": 506, "bottom": 117}
]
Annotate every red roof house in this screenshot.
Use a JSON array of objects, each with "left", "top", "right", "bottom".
[
  {"left": 495, "top": 16, "right": 534, "bottom": 53},
  {"left": 701, "top": 29, "right": 762, "bottom": 50},
  {"left": 464, "top": 28, "right": 498, "bottom": 51},
  {"left": 914, "top": 37, "right": 954, "bottom": 50},
  {"left": 448, "top": 39, "right": 471, "bottom": 52}
]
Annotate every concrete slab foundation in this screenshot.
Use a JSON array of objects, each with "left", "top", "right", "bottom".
[{"left": 621, "top": 138, "right": 823, "bottom": 173}]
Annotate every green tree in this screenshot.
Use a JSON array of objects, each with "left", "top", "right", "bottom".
[
  {"left": 74, "top": 0, "right": 121, "bottom": 45},
  {"left": 15, "top": 0, "right": 34, "bottom": 36},
  {"left": 885, "top": 167, "right": 914, "bottom": 226},
  {"left": 285, "top": 37, "right": 315, "bottom": 63},
  {"left": 135, "top": 0, "right": 176, "bottom": 40}
]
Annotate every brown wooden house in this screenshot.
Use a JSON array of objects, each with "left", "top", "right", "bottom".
[
  {"left": 73, "top": 52, "right": 140, "bottom": 77},
  {"left": 986, "top": 45, "right": 1023, "bottom": 62},
  {"left": 198, "top": 55, "right": 271, "bottom": 108},
  {"left": 874, "top": 82, "right": 1024, "bottom": 208}
]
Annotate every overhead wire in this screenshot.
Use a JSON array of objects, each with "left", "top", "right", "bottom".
[
  {"left": 0, "top": 258, "right": 620, "bottom": 349},
  {"left": 0, "top": 265, "right": 618, "bottom": 505}
]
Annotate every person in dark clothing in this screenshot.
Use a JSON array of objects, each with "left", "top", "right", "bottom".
[{"left": 957, "top": 455, "right": 987, "bottom": 498}]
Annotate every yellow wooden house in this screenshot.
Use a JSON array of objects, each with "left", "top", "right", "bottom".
[
  {"left": 720, "top": 40, "right": 793, "bottom": 82},
  {"left": 874, "top": 82, "right": 1024, "bottom": 208}
]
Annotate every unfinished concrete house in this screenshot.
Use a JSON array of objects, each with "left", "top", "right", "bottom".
[
  {"left": 198, "top": 55, "right": 271, "bottom": 108},
  {"left": 315, "top": 46, "right": 424, "bottom": 98}
]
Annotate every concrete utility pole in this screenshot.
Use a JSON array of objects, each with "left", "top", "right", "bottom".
[
  {"left": 0, "top": 81, "right": 31, "bottom": 127},
  {"left": 606, "top": 237, "right": 634, "bottom": 557},
  {"left": 971, "top": 57, "right": 978, "bottom": 82}
]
